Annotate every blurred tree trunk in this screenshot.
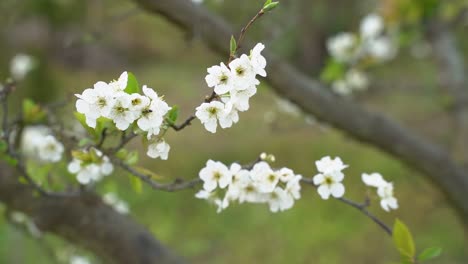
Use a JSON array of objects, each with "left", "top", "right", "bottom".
[
  {"left": 0, "top": 162, "right": 185, "bottom": 264},
  {"left": 427, "top": 20, "right": 468, "bottom": 164}
]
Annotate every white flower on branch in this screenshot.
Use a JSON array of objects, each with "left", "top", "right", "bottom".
[
  {"left": 20, "top": 126, "right": 64, "bottom": 163},
  {"left": 108, "top": 71, "right": 128, "bottom": 93},
  {"left": 67, "top": 148, "right": 113, "bottom": 185},
  {"left": 10, "top": 53, "right": 35, "bottom": 80},
  {"left": 147, "top": 140, "right": 170, "bottom": 160},
  {"left": 199, "top": 160, "right": 232, "bottom": 192},
  {"left": 75, "top": 82, "right": 115, "bottom": 128},
  {"left": 249, "top": 43, "right": 267, "bottom": 77},
  {"left": 229, "top": 54, "right": 259, "bottom": 90},
  {"left": 313, "top": 156, "right": 347, "bottom": 199},
  {"left": 195, "top": 101, "right": 228, "bottom": 133},
  {"left": 327, "top": 33, "right": 358, "bottom": 63},
  {"left": 108, "top": 93, "right": 138, "bottom": 130},
  {"left": 103, "top": 193, "right": 130, "bottom": 214},
  {"left": 138, "top": 85, "right": 171, "bottom": 139},
  {"left": 205, "top": 62, "right": 234, "bottom": 95},
  {"left": 378, "top": 182, "right": 398, "bottom": 212},
  {"left": 362, "top": 172, "right": 398, "bottom": 212},
  {"left": 360, "top": 13, "right": 384, "bottom": 39},
  {"left": 196, "top": 157, "right": 302, "bottom": 213}
]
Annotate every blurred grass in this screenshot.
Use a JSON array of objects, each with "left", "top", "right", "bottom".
[{"left": 0, "top": 3, "right": 467, "bottom": 264}]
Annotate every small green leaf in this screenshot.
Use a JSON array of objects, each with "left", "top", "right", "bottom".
[
  {"left": 116, "top": 149, "right": 129, "bottom": 160},
  {"left": 22, "top": 99, "right": 46, "bottom": 123},
  {"left": 3, "top": 155, "right": 18, "bottom": 166},
  {"left": 124, "top": 72, "right": 140, "bottom": 94},
  {"left": 418, "top": 247, "right": 442, "bottom": 262},
  {"left": 129, "top": 175, "right": 143, "bottom": 194},
  {"left": 126, "top": 151, "right": 139, "bottom": 165},
  {"left": 230, "top": 35, "right": 237, "bottom": 56},
  {"left": 133, "top": 166, "right": 164, "bottom": 180},
  {"left": 166, "top": 105, "right": 179, "bottom": 125},
  {"left": 263, "top": 0, "right": 272, "bottom": 7},
  {"left": 393, "top": 219, "right": 416, "bottom": 259},
  {"left": 74, "top": 112, "right": 98, "bottom": 136},
  {"left": 320, "top": 58, "right": 346, "bottom": 83},
  {"left": 263, "top": 1, "right": 279, "bottom": 12}
]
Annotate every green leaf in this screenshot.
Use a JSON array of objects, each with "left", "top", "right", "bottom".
[
  {"left": 74, "top": 112, "right": 98, "bottom": 136},
  {"left": 230, "top": 35, "right": 237, "bottom": 56},
  {"left": 263, "top": 1, "right": 279, "bottom": 12},
  {"left": 418, "top": 247, "right": 442, "bottom": 262},
  {"left": 263, "top": 0, "right": 272, "bottom": 7},
  {"left": 166, "top": 105, "right": 179, "bottom": 125},
  {"left": 126, "top": 151, "right": 139, "bottom": 165},
  {"left": 393, "top": 219, "right": 416, "bottom": 259},
  {"left": 133, "top": 166, "right": 164, "bottom": 180},
  {"left": 124, "top": 72, "right": 140, "bottom": 94},
  {"left": 320, "top": 58, "right": 346, "bottom": 83},
  {"left": 22, "top": 99, "right": 46, "bottom": 123},
  {"left": 129, "top": 175, "right": 143, "bottom": 194}
]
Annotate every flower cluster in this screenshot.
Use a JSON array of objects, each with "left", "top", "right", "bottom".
[
  {"left": 196, "top": 158, "right": 302, "bottom": 213},
  {"left": 103, "top": 192, "right": 130, "bottom": 214},
  {"left": 195, "top": 43, "right": 267, "bottom": 133},
  {"left": 313, "top": 156, "right": 348, "bottom": 199},
  {"left": 326, "top": 13, "right": 397, "bottom": 95},
  {"left": 362, "top": 173, "right": 398, "bottom": 211},
  {"left": 75, "top": 72, "right": 172, "bottom": 159},
  {"left": 67, "top": 148, "right": 113, "bottom": 185},
  {"left": 20, "top": 125, "right": 64, "bottom": 163}
]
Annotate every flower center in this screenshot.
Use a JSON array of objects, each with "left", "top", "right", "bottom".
[
  {"left": 235, "top": 67, "right": 245, "bottom": 76},
  {"left": 245, "top": 185, "right": 255, "bottom": 193},
  {"left": 132, "top": 98, "right": 141, "bottom": 106},
  {"left": 208, "top": 107, "right": 218, "bottom": 116},
  {"left": 213, "top": 171, "right": 222, "bottom": 180},
  {"left": 324, "top": 176, "right": 334, "bottom": 185},
  {"left": 98, "top": 97, "right": 107, "bottom": 107},
  {"left": 267, "top": 174, "right": 276, "bottom": 182},
  {"left": 219, "top": 74, "right": 228, "bottom": 84}
]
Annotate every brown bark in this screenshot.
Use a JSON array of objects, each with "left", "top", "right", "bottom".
[
  {"left": 131, "top": 0, "right": 468, "bottom": 225},
  {"left": 0, "top": 162, "right": 185, "bottom": 264},
  {"left": 426, "top": 21, "right": 468, "bottom": 164}
]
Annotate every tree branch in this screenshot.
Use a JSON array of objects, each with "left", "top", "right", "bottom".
[
  {"left": 130, "top": 0, "right": 468, "bottom": 226},
  {"left": 0, "top": 162, "right": 185, "bottom": 264}
]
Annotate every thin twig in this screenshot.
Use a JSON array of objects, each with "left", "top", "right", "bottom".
[
  {"left": 115, "top": 159, "right": 201, "bottom": 192},
  {"left": 170, "top": 5, "right": 265, "bottom": 132},
  {"left": 301, "top": 177, "right": 393, "bottom": 236}
]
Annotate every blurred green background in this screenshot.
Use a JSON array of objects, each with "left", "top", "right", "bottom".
[{"left": 0, "top": 0, "right": 467, "bottom": 263}]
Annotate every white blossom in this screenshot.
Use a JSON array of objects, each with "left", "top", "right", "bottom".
[
  {"left": 75, "top": 82, "right": 115, "bottom": 128},
  {"left": 377, "top": 182, "right": 398, "bottom": 211},
  {"left": 327, "top": 33, "right": 358, "bottom": 63},
  {"left": 267, "top": 187, "right": 289, "bottom": 213},
  {"left": 108, "top": 93, "right": 137, "bottom": 130},
  {"left": 20, "top": 126, "right": 64, "bottom": 163},
  {"left": 37, "top": 135, "right": 64, "bottom": 162},
  {"left": 360, "top": 13, "right": 384, "bottom": 39},
  {"left": 70, "top": 256, "right": 91, "bottom": 264},
  {"left": 362, "top": 172, "right": 387, "bottom": 188},
  {"left": 362, "top": 173, "right": 398, "bottom": 211},
  {"left": 229, "top": 54, "right": 258, "bottom": 90},
  {"left": 10, "top": 53, "right": 35, "bottom": 80},
  {"left": 103, "top": 193, "right": 130, "bottom": 214},
  {"left": 223, "top": 85, "right": 257, "bottom": 112},
  {"left": 147, "top": 140, "right": 170, "bottom": 160},
  {"left": 365, "top": 36, "right": 396, "bottom": 61},
  {"left": 249, "top": 43, "right": 267, "bottom": 77},
  {"left": 137, "top": 86, "right": 171, "bottom": 139},
  {"left": 199, "top": 160, "right": 232, "bottom": 192},
  {"left": 313, "top": 156, "right": 347, "bottom": 199},
  {"left": 250, "top": 161, "right": 279, "bottom": 193},
  {"left": 108, "top": 71, "right": 128, "bottom": 93},
  {"left": 195, "top": 101, "right": 227, "bottom": 133},
  {"left": 68, "top": 149, "right": 113, "bottom": 184},
  {"left": 205, "top": 63, "right": 234, "bottom": 95}
]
